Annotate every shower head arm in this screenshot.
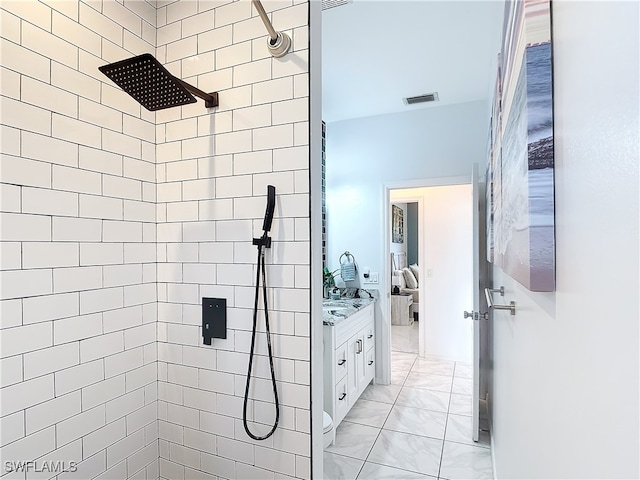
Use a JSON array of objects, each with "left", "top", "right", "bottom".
[
  {"left": 173, "top": 78, "right": 219, "bottom": 108},
  {"left": 251, "top": 0, "right": 291, "bottom": 58},
  {"left": 252, "top": 0, "right": 278, "bottom": 41}
]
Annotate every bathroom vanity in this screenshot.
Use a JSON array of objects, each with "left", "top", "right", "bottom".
[{"left": 323, "top": 299, "right": 375, "bottom": 428}]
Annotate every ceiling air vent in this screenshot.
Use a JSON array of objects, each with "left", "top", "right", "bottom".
[
  {"left": 403, "top": 93, "right": 440, "bottom": 105},
  {"left": 322, "top": 0, "right": 353, "bottom": 11}
]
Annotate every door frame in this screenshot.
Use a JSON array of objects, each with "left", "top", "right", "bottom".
[{"left": 381, "top": 176, "right": 470, "bottom": 382}]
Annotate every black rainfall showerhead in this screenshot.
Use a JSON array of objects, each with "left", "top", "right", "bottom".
[{"left": 99, "top": 53, "right": 218, "bottom": 112}]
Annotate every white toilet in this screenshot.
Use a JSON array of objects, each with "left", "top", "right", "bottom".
[{"left": 323, "top": 411, "right": 334, "bottom": 448}]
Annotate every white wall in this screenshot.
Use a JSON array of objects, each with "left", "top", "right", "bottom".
[
  {"left": 326, "top": 100, "right": 489, "bottom": 280},
  {"left": 154, "top": 1, "right": 312, "bottom": 479},
  {"left": 491, "top": 1, "right": 639, "bottom": 478},
  {"left": 0, "top": 2, "right": 159, "bottom": 478},
  {"left": 326, "top": 100, "right": 490, "bottom": 189}
]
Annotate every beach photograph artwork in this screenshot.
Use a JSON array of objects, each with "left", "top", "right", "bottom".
[
  {"left": 494, "top": 0, "right": 555, "bottom": 292},
  {"left": 486, "top": 135, "right": 494, "bottom": 265},
  {"left": 487, "top": 56, "right": 503, "bottom": 266},
  {"left": 485, "top": 60, "right": 502, "bottom": 266}
]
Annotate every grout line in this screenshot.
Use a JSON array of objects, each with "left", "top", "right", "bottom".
[
  {"left": 437, "top": 364, "right": 455, "bottom": 480},
  {"left": 354, "top": 348, "right": 416, "bottom": 479}
]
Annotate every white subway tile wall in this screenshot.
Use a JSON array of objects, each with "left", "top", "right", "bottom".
[
  {"left": 1, "top": 0, "right": 311, "bottom": 479},
  {"left": 0, "top": 1, "right": 159, "bottom": 479},
  {"left": 154, "top": 1, "right": 311, "bottom": 478}
]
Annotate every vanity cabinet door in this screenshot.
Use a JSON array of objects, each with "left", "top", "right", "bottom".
[
  {"left": 335, "top": 342, "right": 348, "bottom": 382},
  {"left": 348, "top": 313, "right": 375, "bottom": 403},
  {"left": 354, "top": 333, "right": 368, "bottom": 394},
  {"left": 335, "top": 376, "right": 349, "bottom": 425},
  {"left": 364, "top": 348, "right": 375, "bottom": 384},
  {"left": 346, "top": 333, "right": 360, "bottom": 408},
  {"left": 363, "top": 319, "right": 375, "bottom": 353}
]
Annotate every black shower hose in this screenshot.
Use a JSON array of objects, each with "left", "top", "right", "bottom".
[{"left": 242, "top": 233, "right": 279, "bottom": 440}]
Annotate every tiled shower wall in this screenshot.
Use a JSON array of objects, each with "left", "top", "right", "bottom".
[
  {"left": 153, "top": 1, "right": 311, "bottom": 479},
  {"left": 0, "top": 1, "right": 161, "bottom": 478},
  {"left": 0, "top": 1, "right": 312, "bottom": 479}
]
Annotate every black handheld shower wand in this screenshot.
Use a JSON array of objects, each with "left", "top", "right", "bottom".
[
  {"left": 243, "top": 185, "right": 279, "bottom": 440},
  {"left": 262, "top": 185, "right": 276, "bottom": 233}
]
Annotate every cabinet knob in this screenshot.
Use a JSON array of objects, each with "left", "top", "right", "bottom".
[
  {"left": 367, "top": 334, "right": 373, "bottom": 339},
  {"left": 338, "top": 393, "right": 346, "bottom": 401},
  {"left": 368, "top": 360, "right": 374, "bottom": 366},
  {"left": 337, "top": 359, "right": 346, "bottom": 366}
]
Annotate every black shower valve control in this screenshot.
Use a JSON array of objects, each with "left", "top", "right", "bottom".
[{"left": 202, "top": 297, "right": 227, "bottom": 345}]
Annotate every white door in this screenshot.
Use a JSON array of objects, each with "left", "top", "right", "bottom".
[{"left": 468, "top": 163, "right": 488, "bottom": 442}]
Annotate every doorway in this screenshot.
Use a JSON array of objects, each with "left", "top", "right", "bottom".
[
  {"left": 389, "top": 196, "right": 422, "bottom": 356},
  {"left": 386, "top": 183, "right": 474, "bottom": 368}
]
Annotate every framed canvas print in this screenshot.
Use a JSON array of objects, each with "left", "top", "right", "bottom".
[
  {"left": 487, "top": 55, "right": 503, "bottom": 265},
  {"left": 392, "top": 205, "right": 404, "bottom": 244},
  {"left": 498, "top": 0, "right": 555, "bottom": 291}
]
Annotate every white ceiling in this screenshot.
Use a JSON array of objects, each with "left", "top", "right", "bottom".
[{"left": 321, "top": 0, "right": 505, "bottom": 123}]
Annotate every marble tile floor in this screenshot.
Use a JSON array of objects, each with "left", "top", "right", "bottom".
[
  {"left": 391, "top": 322, "right": 420, "bottom": 354},
  {"left": 324, "top": 344, "right": 493, "bottom": 480}
]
